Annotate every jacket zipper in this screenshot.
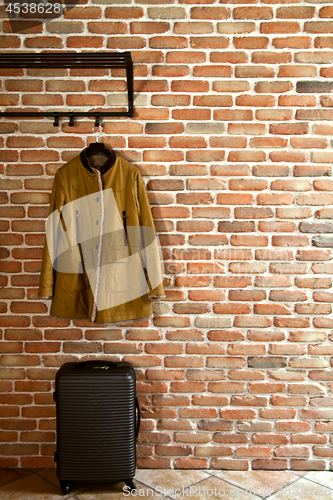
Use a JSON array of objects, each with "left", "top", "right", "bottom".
[
  {"left": 75, "top": 210, "right": 79, "bottom": 245},
  {"left": 75, "top": 209, "right": 85, "bottom": 274},
  {"left": 122, "top": 210, "right": 128, "bottom": 246}
]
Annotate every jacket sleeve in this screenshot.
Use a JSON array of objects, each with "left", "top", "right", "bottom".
[
  {"left": 38, "top": 169, "right": 65, "bottom": 298},
  {"left": 136, "top": 170, "right": 165, "bottom": 301}
]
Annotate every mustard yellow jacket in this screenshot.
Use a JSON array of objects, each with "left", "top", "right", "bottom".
[{"left": 38, "top": 149, "right": 165, "bottom": 324}]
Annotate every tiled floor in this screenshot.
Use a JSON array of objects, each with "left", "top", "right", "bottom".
[{"left": 0, "top": 467, "right": 333, "bottom": 499}]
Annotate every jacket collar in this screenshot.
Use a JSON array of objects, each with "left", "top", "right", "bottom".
[{"left": 80, "top": 148, "right": 116, "bottom": 175}]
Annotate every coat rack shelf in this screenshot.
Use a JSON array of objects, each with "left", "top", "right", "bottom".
[{"left": 0, "top": 51, "right": 134, "bottom": 126}]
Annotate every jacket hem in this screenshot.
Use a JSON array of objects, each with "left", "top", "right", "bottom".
[
  {"left": 102, "top": 315, "right": 153, "bottom": 326},
  {"left": 49, "top": 309, "right": 153, "bottom": 325},
  {"left": 148, "top": 294, "right": 166, "bottom": 301},
  {"left": 38, "top": 290, "right": 53, "bottom": 298}
]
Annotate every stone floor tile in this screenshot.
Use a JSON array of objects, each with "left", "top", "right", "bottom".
[
  {"left": 35, "top": 468, "right": 99, "bottom": 496},
  {"left": 33, "top": 468, "right": 59, "bottom": 487},
  {"left": 168, "top": 475, "right": 262, "bottom": 500},
  {"left": 215, "top": 470, "right": 298, "bottom": 497},
  {"left": 201, "top": 469, "right": 222, "bottom": 476},
  {"left": 1, "top": 468, "right": 333, "bottom": 500},
  {"left": 75, "top": 479, "right": 156, "bottom": 499},
  {"left": 0, "top": 468, "right": 33, "bottom": 487},
  {"left": 303, "top": 471, "right": 333, "bottom": 489},
  {"left": 135, "top": 468, "right": 208, "bottom": 491},
  {"left": 0, "top": 473, "right": 63, "bottom": 500},
  {"left": 266, "top": 477, "right": 333, "bottom": 500}
]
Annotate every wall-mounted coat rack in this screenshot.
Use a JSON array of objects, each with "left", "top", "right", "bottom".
[{"left": 0, "top": 51, "right": 134, "bottom": 126}]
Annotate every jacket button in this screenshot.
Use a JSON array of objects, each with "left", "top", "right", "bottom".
[
  {"left": 96, "top": 245, "right": 98, "bottom": 250},
  {"left": 96, "top": 220, "right": 99, "bottom": 225},
  {"left": 96, "top": 197, "right": 99, "bottom": 202}
]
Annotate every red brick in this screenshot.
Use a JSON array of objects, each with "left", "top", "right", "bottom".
[
  {"left": 156, "top": 444, "right": 192, "bottom": 456},
  {"left": 122, "top": 355, "right": 163, "bottom": 367},
  {"left": 228, "top": 287, "right": 265, "bottom": 300},
  {"left": 290, "top": 459, "right": 326, "bottom": 470},
  {"left": 171, "top": 381, "right": 207, "bottom": 393},
  {"left": 261, "top": 21, "right": 300, "bottom": 34},
  {"left": 257, "top": 193, "right": 294, "bottom": 206},
  {"left": 235, "top": 446, "right": 271, "bottom": 457},
  {"left": 271, "top": 235, "right": 309, "bottom": 247},
  {"left": 234, "top": 316, "right": 271, "bottom": 327},
  {"left": 146, "top": 370, "right": 185, "bottom": 381},
  {"left": 217, "top": 193, "right": 254, "bottom": 205},
  {"left": 231, "top": 235, "right": 269, "bottom": 247},
  {"left": 213, "top": 303, "right": 251, "bottom": 315},
  {"left": 235, "top": 66, "right": 274, "bottom": 78},
  {"left": 165, "top": 356, "right": 204, "bottom": 368},
  {"left": 174, "top": 21, "right": 214, "bottom": 35},
  {"left": 215, "top": 109, "right": 253, "bottom": 121},
  {"left": 210, "top": 324, "right": 244, "bottom": 341},
  {"left": 208, "top": 381, "right": 246, "bottom": 393},
  {"left": 136, "top": 457, "right": 171, "bottom": 468},
  {"left": 252, "top": 459, "right": 288, "bottom": 470},
  {"left": 220, "top": 409, "right": 256, "bottom": 419}
]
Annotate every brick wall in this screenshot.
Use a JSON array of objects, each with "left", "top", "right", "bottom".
[{"left": 1, "top": 0, "right": 333, "bottom": 471}]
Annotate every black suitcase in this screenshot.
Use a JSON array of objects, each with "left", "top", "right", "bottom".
[{"left": 53, "top": 360, "right": 140, "bottom": 495}]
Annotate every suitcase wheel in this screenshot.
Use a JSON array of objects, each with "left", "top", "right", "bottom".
[
  {"left": 60, "top": 481, "right": 70, "bottom": 495},
  {"left": 125, "top": 479, "right": 136, "bottom": 492}
]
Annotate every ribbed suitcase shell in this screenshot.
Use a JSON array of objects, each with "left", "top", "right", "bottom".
[{"left": 55, "top": 361, "right": 136, "bottom": 484}]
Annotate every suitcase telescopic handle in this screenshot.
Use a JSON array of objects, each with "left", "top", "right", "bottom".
[
  {"left": 77, "top": 360, "right": 117, "bottom": 369},
  {"left": 135, "top": 398, "right": 141, "bottom": 439}
]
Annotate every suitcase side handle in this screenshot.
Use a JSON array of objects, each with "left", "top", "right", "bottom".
[{"left": 135, "top": 397, "right": 141, "bottom": 439}]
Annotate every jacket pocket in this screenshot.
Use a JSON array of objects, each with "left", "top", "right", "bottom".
[
  {"left": 106, "top": 246, "right": 143, "bottom": 293},
  {"left": 58, "top": 248, "right": 88, "bottom": 292},
  {"left": 59, "top": 273, "right": 88, "bottom": 292},
  {"left": 107, "top": 246, "right": 129, "bottom": 263}
]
